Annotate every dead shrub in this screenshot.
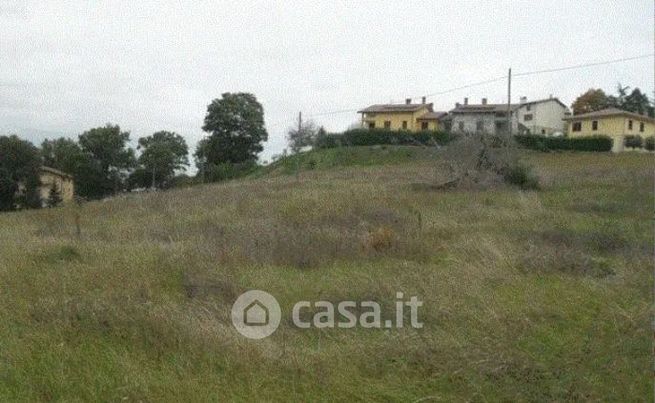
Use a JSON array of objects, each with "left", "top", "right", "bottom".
[
  {"left": 432, "top": 133, "right": 539, "bottom": 190},
  {"left": 364, "top": 226, "right": 395, "bottom": 253}
]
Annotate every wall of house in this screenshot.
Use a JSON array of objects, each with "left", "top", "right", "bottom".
[
  {"left": 516, "top": 100, "right": 568, "bottom": 135},
  {"left": 417, "top": 120, "right": 440, "bottom": 131},
  {"left": 450, "top": 113, "right": 518, "bottom": 135},
  {"left": 39, "top": 172, "right": 74, "bottom": 204},
  {"left": 568, "top": 116, "right": 655, "bottom": 152},
  {"left": 361, "top": 107, "right": 431, "bottom": 131}
]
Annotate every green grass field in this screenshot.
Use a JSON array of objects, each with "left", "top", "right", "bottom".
[{"left": 0, "top": 147, "right": 651, "bottom": 401}]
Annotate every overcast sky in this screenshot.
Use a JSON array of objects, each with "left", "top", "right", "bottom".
[{"left": 1, "top": 0, "right": 652, "bottom": 164}]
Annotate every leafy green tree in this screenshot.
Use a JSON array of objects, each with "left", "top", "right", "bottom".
[
  {"left": 201, "top": 93, "right": 268, "bottom": 164},
  {"left": 571, "top": 89, "right": 609, "bottom": 114},
  {"left": 0, "top": 135, "right": 42, "bottom": 210},
  {"left": 78, "top": 124, "right": 136, "bottom": 198},
  {"left": 41, "top": 138, "right": 86, "bottom": 174},
  {"left": 588, "top": 84, "right": 653, "bottom": 117},
  {"left": 193, "top": 138, "right": 209, "bottom": 182},
  {"left": 137, "top": 131, "right": 188, "bottom": 189},
  {"left": 40, "top": 137, "right": 99, "bottom": 198},
  {"left": 623, "top": 88, "right": 653, "bottom": 117}
]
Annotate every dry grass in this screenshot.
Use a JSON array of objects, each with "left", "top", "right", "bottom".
[{"left": 0, "top": 148, "right": 651, "bottom": 401}]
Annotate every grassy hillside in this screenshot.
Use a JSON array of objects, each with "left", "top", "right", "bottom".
[
  {"left": 0, "top": 149, "right": 651, "bottom": 401},
  {"left": 258, "top": 145, "right": 440, "bottom": 176}
]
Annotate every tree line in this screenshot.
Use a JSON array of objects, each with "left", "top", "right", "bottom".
[
  {"left": 571, "top": 84, "right": 653, "bottom": 116},
  {"left": 0, "top": 92, "right": 268, "bottom": 211}
]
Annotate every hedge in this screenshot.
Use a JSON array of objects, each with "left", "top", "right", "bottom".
[
  {"left": 514, "top": 135, "right": 613, "bottom": 152},
  {"left": 315, "top": 129, "right": 452, "bottom": 149}
]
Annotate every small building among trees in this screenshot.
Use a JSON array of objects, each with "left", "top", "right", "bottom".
[{"left": 38, "top": 167, "right": 74, "bottom": 206}]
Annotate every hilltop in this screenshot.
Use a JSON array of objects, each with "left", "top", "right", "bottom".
[{"left": 0, "top": 148, "right": 651, "bottom": 401}]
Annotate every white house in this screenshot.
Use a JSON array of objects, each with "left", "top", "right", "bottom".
[
  {"left": 515, "top": 96, "right": 570, "bottom": 136},
  {"left": 448, "top": 98, "right": 519, "bottom": 135}
]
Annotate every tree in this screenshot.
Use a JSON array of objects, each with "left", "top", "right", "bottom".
[
  {"left": 41, "top": 138, "right": 86, "bottom": 174},
  {"left": 623, "top": 88, "right": 653, "bottom": 117},
  {"left": 201, "top": 93, "right": 268, "bottom": 165},
  {"left": 607, "top": 83, "right": 630, "bottom": 109},
  {"left": 0, "top": 135, "right": 42, "bottom": 210},
  {"left": 193, "top": 138, "right": 210, "bottom": 182},
  {"left": 571, "top": 89, "right": 609, "bottom": 115},
  {"left": 78, "top": 124, "right": 136, "bottom": 198},
  {"left": 137, "top": 131, "right": 188, "bottom": 189},
  {"left": 286, "top": 120, "right": 319, "bottom": 154},
  {"left": 41, "top": 137, "right": 98, "bottom": 198},
  {"left": 46, "top": 183, "right": 63, "bottom": 207},
  {"left": 575, "top": 85, "right": 654, "bottom": 118}
]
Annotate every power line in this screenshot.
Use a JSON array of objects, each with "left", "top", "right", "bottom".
[
  {"left": 303, "top": 53, "right": 654, "bottom": 119},
  {"left": 513, "top": 53, "right": 653, "bottom": 77}
]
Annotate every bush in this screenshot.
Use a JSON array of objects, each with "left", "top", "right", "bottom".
[
  {"left": 203, "top": 161, "right": 257, "bottom": 183},
  {"left": 514, "top": 135, "right": 612, "bottom": 152},
  {"left": 623, "top": 135, "right": 643, "bottom": 149},
  {"left": 431, "top": 133, "right": 540, "bottom": 190},
  {"left": 502, "top": 163, "right": 540, "bottom": 190},
  {"left": 315, "top": 128, "right": 452, "bottom": 149},
  {"left": 645, "top": 136, "right": 655, "bottom": 151},
  {"left": 569, "top": 136, "right": 613, "bottom": 152}
]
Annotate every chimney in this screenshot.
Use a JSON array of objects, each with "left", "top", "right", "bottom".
[
  {"left": 464, "top": 97, "right": 468, "bottom": 105},
  {"left": 421, "top": 96, "right": 426, "bottom": 104},
  {"left": 405, "top": 98, "right": 411, "bottom": 105},
  {"left": 481, "top": 98, "right": 487, "bottom": 105},
  {"left": 520, "top": 96, "right": 527, "bottom": 104},
  {"left": 455, "top": 102, "right": 461, "bottom": 108},
  {"left": 549, "top": 94, "right": 553, "bottom": 99}
]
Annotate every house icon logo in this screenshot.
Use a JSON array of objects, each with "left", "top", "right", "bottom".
[
  {"left": 231, "top": 290, "right": 281, "bottom": 339},
  {"left": 244, "top": 300, "right": 269, "bottom": 326}
]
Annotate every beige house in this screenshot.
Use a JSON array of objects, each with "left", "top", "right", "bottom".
[
  {"left": 564, "top": 108, "right": 655, "bottom": 152},
  {"left": 39, "top": 166, "right": 74, "bottom": 205}
]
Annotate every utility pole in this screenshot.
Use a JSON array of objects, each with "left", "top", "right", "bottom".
[
  {"left": 506, "top": 67, "right": 512, "bottom": 139},
  {"left": 298, "top": 111, "right": 302, "bottom": 133}
]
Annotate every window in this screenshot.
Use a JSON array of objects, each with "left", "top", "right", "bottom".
[
  {"left": 402, "top": 121, "right": 408, "bottom": 129},
  {"left": 421, "top": 121, "right": 428, "bottom": 130},
  {"left": 592, "top": 120, "right": 598, "bottom": 131},
  {"left": 458, "top": 122, "right": 465, "bottom": 131},
  {"left": 541, "top": 129, "right": 546, "bottom": 135},
  {"left": 384, "top": 121, "right": 391, "bottom": 129},
  {"left": 526, "top": 104, "right": 531, "bottom": 111},
  {"left": 368, "top": 122, "right": 375, "bottom": 129},
  {"left": 476, "top": 120, "right": 484, "bottom": 132},
  {"left": 628, "top": 120, "right": 633, "bottom": 130},
  {"left": 524, "top": 114, "right": 533, "bottom": 122},
  {"left": 572, "top": 122, "right": 582, "bottom": 132},
  {"left": 640, "top": 122, "right": 645, "bottom": 132}
]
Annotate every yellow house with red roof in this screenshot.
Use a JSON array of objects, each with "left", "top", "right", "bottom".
[{"left": 358, "top": 98, "right": 448, "bottom": 132}]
